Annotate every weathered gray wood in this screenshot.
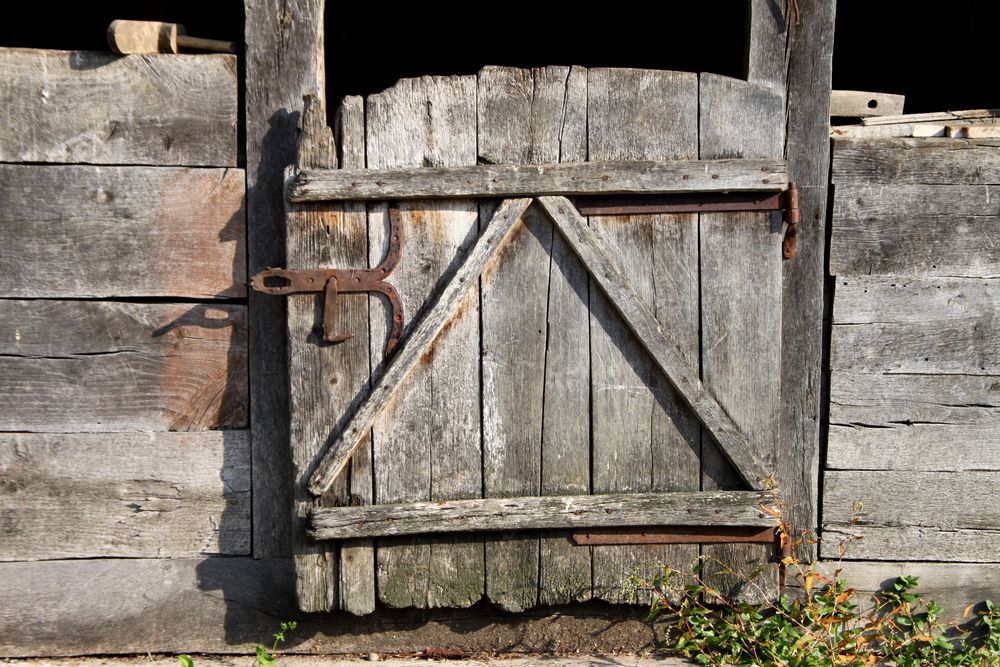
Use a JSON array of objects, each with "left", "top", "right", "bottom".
[
  {"left": 822, "top": 526, "right": 1000, "bottom": 562},
  {"left": 537, "top": 197, "right": 769, "bottom": 491},
  {"left": 832, "top": 277, "right": 999, "bottom": 374},
  {"left": 861, "top": 109, "right": 999, "bottom": 126},
  {"left": 830, "top": 183, "right": 1000, "bottom": 277},
  {"left": 365, "top": 75, "right": 486, "bottom": 608},
  {"left": 699, "top": 73, "right": 783, "bottom": 603},
  {"left": 478, "top": 66, "right": 568, "bottom": 612},
  {"left": 0, "top": 300, "right": 246, "bottom": 431},
  {"left": 0, "top": 431, "right": 249, "bottom": 560},
  {"left": 786, "top": 561, "right": 1000, "bottom": 624},
  {"left": 0, "top": 48, "right": 236, "bottom": 166},
  {"left": 333, "top": 95, "right": 376, "bottom": 616},
  {"left": 0, "top": 164, "right": 245, "bottom": 299},
  {"left": 822, "top": 470, "right": 1000, "bottom": 560},
  {"left": 244, "top": 0, "right": 325, "bottom": 559},
  {"left": 584, "top": 67, "right": 701, "bottom": 604},
  {"left": 747, "top": 0, "right": 790, "bottom": 95},
  {"left": 0, "top": 557, "right": 664, "bottom": 657},
  {"left": 828, "top": 371, "right": 1000, "bottom": 471},
  {"left": 780, "top": 0, "right": 834, "bottom": 565},
  {"left": 310, "top": 491, "right": 778, "bottom": 539},
  {"left": 537, "top": 65, "right": 593, "bottom": 607},
  {"left": 830, "top": 90, "right": 905, "bottom": 117},
  {"left": 308, "top": 196, "right": 531, "bottom": 498},
  {"left": 832, "top": 137, "right": 1000, "bottom": 185},
  {"left": 285, "top": 96, "right": 353, "bottom": 612},
  {"left": 289, "top": 159, "right": 787, "bottom": 202}
]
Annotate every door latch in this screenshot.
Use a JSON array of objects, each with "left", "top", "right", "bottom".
[{"left": 251, "top": 205, "right": 405, "bottom": 356}]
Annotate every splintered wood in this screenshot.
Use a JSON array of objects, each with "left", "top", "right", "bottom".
[{"left": 289, "top": 67, "right": 787, "bottom": 612}]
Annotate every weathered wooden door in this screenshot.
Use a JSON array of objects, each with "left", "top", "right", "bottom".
[{"left": 270, "top": 61, "right": 793, "bottom": 613}]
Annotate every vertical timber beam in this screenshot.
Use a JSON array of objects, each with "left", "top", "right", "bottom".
[
  {"left": 780, "top": 0, "right": 837, "bottom": 562},
  {"left": 244, "top": 0, "right": 325, "bottom": 560}
]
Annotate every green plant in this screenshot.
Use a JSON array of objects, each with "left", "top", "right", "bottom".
[
  {"left": 630, "top": 546, "right": 1000, "bottom": 666},
  {"left": 177, "top": 620, "right": 298, "bottom": 667}
]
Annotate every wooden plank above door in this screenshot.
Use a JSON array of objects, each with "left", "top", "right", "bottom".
[{"left": 0, "top": 49, "right": 237, "bottom": 166}]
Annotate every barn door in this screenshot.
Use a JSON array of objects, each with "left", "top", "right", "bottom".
[{"left": 269, "top": 64, "right": 791, "bottom": 614}]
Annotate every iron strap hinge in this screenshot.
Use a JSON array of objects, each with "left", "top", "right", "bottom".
[{"left": 574, "top": 182, "right": 801, "bottom": 259}]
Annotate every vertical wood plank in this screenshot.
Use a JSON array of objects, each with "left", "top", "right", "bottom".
[
  {"left": 747, "top": 0, "right": 790, "bottom": 97},
  {"left": 781, "top": 0, "right": 836, "bottom": 562},
  {"left": 367, "top": 75, "right": 484, "bottom": 608},
  {"left": 587, "top": 68, "right": 701, "bottom": 603},
  {"left": 478, "top": 65, "right": 586, "bottom": 611},
  {"left": 538, "top": 65, "right": 594, "bottom": 606},
  {"left": 699, "top": 73, "right": 783, "bottom": 602},
  {"left": 245, "top": 0, "right": 326, "bottom": 560},
  {"left": 335, "top": 95, "right": 376, "bottom": 616},
  {"left": 286, "top": 96, "right": 366, "bottom": 611}
]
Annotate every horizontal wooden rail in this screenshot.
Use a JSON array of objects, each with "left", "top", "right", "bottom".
[
  {"left": 287, "top": 159, "right": 788, "bottom": 202},
  {"left": 309, "top": 491, "right": 778, "bottom": 540}
]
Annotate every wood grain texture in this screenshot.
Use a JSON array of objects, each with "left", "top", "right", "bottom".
[
  {"left": 832, "top": 137, "right": 1000, "bottom": 185},
  {"left": 284, "top": 97, "right": 355, "bottom": 612},
  {"left": 781, "top": 0, "right": 835, "bottom": 562},
  {"left": 699, "top": 73, "right": 783, "bottom": 603},
  {"left": 539, "top": 198, "right": 769, "bottom": 491},
  {"left": 536, "top": 65, "right": 593, "bottom": 607},
  {"left": 830, "top": 90, "right": 905, "bottom": 117},
  {"left": 0, "top": 165, "right": 245, "bottom": 299},
  {"left": 585, "top": 67, "right": 702, "bottom": 603},
  {"left": 333, "top": 95, "right": 376, "bottom": 616},
  {"left": 289, "top": 159, "right": 787, "bottom": 202},
  {"left": 822, "top": 470, "right": 1000, "bottom": 560},
  {"left": 830, "top": 182, "right": 1000, "bottom": 277},
  {"left": 861, "top": 109, "right": 999, "bottom": 126},
  {"left": 244, "top": 0, "right": 325, "bottom": 559},
  {"left": 747, "top": 0, "right": 790, "bottom": 95},
  {"left": 0, "top": 557, "right": 665, "bottom": 657},
  {"left": 309, "top": 197, "right": 531, "bottom": 496},
  {"left": 831, "top": 277, "right": 999, "bottom": 375},
  {"left": 478, "top": 66, "right": 562, "bottom": 612},
  {"left": 310, "top": 491, "right": 778, "bottom": 539},
  {"left": 365, "top": 75, "right": 485, "bottom": 609},
  {"left": 829, "top": 371, "right": 1000, "bottom": 472},
  {"left": 0, "top": 300, "right": 246, "bottom": 432},
  {"left": 0, "top": 431, "right": 249, "bottom": 560},
  {"left": 815, "top": 562, "right": 1000, "bottom": 623},
  {"left": 0, "top": 49, "right": 236, "bottom": 166}
]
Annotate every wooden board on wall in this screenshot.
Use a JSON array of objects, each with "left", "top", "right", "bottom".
[
  {"left": 0, "top": 49, "right": 237, "bottom": 166},
  {"left": 832, "top": 137, "right": 1000, "bottom": 186},
  {"left": 0, "top": 431, "right": 250, "bottom": 560},
  {"left": 830, "top": 182, "right": 1000, "bottom": 277},
  {"left": 0, "top": 165, "right": 245, "bottom": 299},
  {"left": 822, "top": 470, "right": 1000, "bottom": 561},
  {"left": 366, "top": 75, "right": 484, "bottom": 609},
  {"left": 0, "top": 300, "right": 247, "bottom": 431},
  {"left": 832, "top": 277, "right": 999, "bottom": 375}
]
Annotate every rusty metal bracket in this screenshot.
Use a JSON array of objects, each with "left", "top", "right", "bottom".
[
  {"left": 575, "top": 183, "right": 801, "bottom": 260},
  {"left": 572, "top": 526, "right": 791, "bottom": 563},
  {"left": 250, "top": 205, "right": 405, "bottom": 356},
  {"left": 782, "top": 183, "right": 800, "bottom": 260}
]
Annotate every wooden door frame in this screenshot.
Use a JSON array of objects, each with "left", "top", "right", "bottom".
[{"left": 244, "top": 0, "right": 835, "bottom": 609}]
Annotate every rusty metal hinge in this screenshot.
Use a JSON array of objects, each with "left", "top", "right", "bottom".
[
  {"left": 782, "top": 183, "right": 800, "bottom": 260},
  {"left": 250, "top": 205, "right": 405, "bottom": 357},
  {"left": 572, "top": 526, "right": 793, "bottom": 563},
  {"left": 575, "top": 183, "right": 801, "bottom": 260}
]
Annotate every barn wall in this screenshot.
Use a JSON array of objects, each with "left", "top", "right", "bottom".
[{"left": 823, "top": 138, "right": 1000, "bottom": 577}]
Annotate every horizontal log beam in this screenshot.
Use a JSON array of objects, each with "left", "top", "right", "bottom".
[
  {"left": 288, "top": 159, "right": 788, "bottom": 202},
  {"left": 309, "top": 491, "right": 778, "bottom": 540}
]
